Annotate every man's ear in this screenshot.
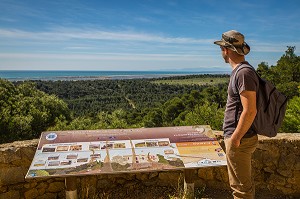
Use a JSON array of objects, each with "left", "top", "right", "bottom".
[
  {"left": 224, "top": 47, "right": 229, "bottom": 54},
  {"left": 225, "top": 48, "right": 234, "bottom": 55}
]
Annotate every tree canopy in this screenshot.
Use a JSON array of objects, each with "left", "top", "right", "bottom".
[
  {"left": 0, "top": 79, "right": 71, "bottom": 143},
  {"left": 1, "top": 47, "right": 299, "bottom": 144},
  {"left": 257, "top": 46, "right": 300, "bottom": 99}
]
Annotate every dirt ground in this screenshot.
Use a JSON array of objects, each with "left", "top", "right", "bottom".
[
  {"left": 94, "top": 184, "right": 295, "bottom": 199},
  {"left": 96, "top": 185, "right": 228, "bottom": 199}
]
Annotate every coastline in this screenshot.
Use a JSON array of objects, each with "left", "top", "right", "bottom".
[{"left": 0, "top": 70, "right": 230, "bottom": 81}]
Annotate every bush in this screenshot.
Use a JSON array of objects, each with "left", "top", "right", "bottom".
[{"left": 0, "top": 79, "right": 71, "bottom": 143}]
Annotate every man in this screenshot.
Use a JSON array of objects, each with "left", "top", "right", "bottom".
[{"left": 214, "top": 30, "right": 259, "bottom": 199}]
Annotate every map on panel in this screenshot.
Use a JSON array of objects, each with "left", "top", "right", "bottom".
[{"left": 25, "top": 125, "right": 226, "bottom": 178}]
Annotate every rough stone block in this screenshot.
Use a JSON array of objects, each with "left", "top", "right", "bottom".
[
  {"left": 275, "top": 185, "right": 295, "bottom": 195},
  {"left": 214, "top": 167, "right": 229, "bottom": 182},
  {"left": 198, "top": 167, "right": 214, "bottom": 180},
  {"left": 24, "top": 188, "right": 39, "bottom": 199},
  {"left": 0, "top": 150, "right": 21, "bottom": 164},
  {"left": 38, "top": 188, "right": 46, "bottom": 196},
  {"left": 0, "top": 185, "right": 7, "bottom": 193},
  {"left": 36, "top": 182, "right": 48, "bottom": 189},
  {"left": 0, "top": 190, "right": 20, "bottom": 199},
  {"left": 48, "top": 182, "right": 65, "bottom": 192},
  {"left": 278, "top": 153, "right": 296, "bottom": 169},
  {"left": 158, "top": 171, "right": 181, "bottom": 182},
  {"left": 149, "top": 172, "right": 158, "bottom": 179},
  {"left": 0, "top": 167, "right": 25, "bottom": 185},
  {"left": 262, "top": 149, "right": 280, "bottom": 167},
  {"left": 36, "top": 193, "right": 57, "bottom": 199},
  {"left": 294, "top": 158, "right": 300, "bottom": 170},
  {"left": 263, "top": 166, "right": 275, "bottom": 173},
  {"left": 267, "top": 174, "right": 286, "bottom": 186},
  {"left": 135, "top": 172, "right": 148, "bottom": 181},
  {"left": 24, "top": 181, "right": 37, "bottom": 189},
  {"left": 277, "top": 168, "right": 293, "bottom": 177}
]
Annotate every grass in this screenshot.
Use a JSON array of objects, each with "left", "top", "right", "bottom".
[
  {"left": 168, "top": 174, "right": 206, "bottom": 199},
  {"left": 152, "top": 77, "right": 229, "bottom": 86},
  {"left": 169, "top": 186, "right": 206, "bottom": 199}
]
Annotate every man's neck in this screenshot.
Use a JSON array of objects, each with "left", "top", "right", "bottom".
[{"left": 230, "top": 58, "right": 246, "bottom": 70}]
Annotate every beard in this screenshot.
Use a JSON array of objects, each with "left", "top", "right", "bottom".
[{"left": 222, "top": 54, "right": 229, "bottom": 63}]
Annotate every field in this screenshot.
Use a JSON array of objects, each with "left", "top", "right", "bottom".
[{"left": 151, "top": 76, "right": 229, "bottom": 86}]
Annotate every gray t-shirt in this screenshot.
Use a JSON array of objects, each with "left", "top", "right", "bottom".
[{"left": 223, "top": 62, "right": 259, "bottom": 138}]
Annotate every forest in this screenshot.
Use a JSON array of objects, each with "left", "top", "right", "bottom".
[{"left": 0, "top": 47, "right": 299, "bottom": 144}]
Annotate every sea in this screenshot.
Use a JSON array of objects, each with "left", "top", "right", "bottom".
[{"left": 0, "top": 70, "right": 230, "bottom": 81}]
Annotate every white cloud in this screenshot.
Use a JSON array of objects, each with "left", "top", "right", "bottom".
[
  {"left": 0, "top": 52, "right": 211, "bottom": 61},
  {"left": 0, "top": 28, "right": 211, "bottom": 44}
]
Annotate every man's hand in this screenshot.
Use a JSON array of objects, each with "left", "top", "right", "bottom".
[{"left": 230, "top": 136, "right": 241, "bottom": 148}]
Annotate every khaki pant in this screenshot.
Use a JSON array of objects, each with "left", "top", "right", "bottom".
[{"left": 225, "top": 135, "right": 258, "bottom": 199}]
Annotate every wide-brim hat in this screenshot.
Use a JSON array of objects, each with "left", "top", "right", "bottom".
[{"left": 214, "top": 30, "right": 250, "bottom": 55}]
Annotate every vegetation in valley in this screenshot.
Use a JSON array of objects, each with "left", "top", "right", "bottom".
[
  {"left": 152, "top": 75, "right": 229, "bottom": 86},
  {"left": 0, "top": 47, "right": 299, "bottom": 144}
]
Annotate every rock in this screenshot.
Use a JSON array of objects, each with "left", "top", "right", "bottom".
[
  {"left": 287, "top": 171, "right": 300, "bottom": 190},
  {"left": 142, "top": 178, "right": 158, "bottom": 186},
  {"left": 136, "top": 173, "right": 148, "bottom": 181},
  {"left": 37, "top": 188, "right": 46, "bottom": 196},
  {"left": 116, "top": 173, "right": 135, "bottom": 180},
  {"left": 149, "top": 172, "right": 158, "bottom": 179},
  {"left": 0, "top": 190, "right": 20, "bottom": 199},
  {"left": 278, "top": 153, "right": 296, "bottom": 170},
  {"left": 24, "top": 181, "right": 37, "bottom": 189},
  {"left": 275, "top": 185, "right": 295, "bottom": 195},
  {"left": 24, "top": 188, "right": 39, "bottom": 199},
  {"left": 214, "top": 167, "right": 229, "bottom": 182},
  {"left": 158, "top": 171, "right": 181, "bottom": 186},
  {"left": 277, "top": 168, "right": 293, "bottom": 177},
  {"left": 252, "top": 153, "right": 264, "bottom": 170},
  {"left": 123, "top": 181, "right": 138, "bottom": 189},
  {"left": 17, "top": 147, "right": 36, "bottom": 166},
  {"left": 36, "top": 182, "right": 48, "bottom": 189},
  {"left": 262, "top": 147, "right": 280, "bottom": 167},
  {"left": 47, "top": 179, "right": 54, "bottom": 184},
  {"left": 198, "top": 167, "right": 214, "bottom": 180},
  {"left": 267, "top": 174, "right": 286, "bottom": 186},
  {"left": 47, "top": 182, "right": 65, "bottom": 192},
  {"left": 263, "top": 166, "right": 275, "bottom": 173},
  {"left": 287, "top": 177, "right": 297, "bottom": 185},
  {"left": 158, "top": 172, "right": 181, "bottom": 182},
  {"left": 0, "top": 167, "right": 25, "bottom": 185},
  {"left": 0, "top": 150, "right": 21, "bottom": 164},
  {"left": 116, "top": 178, "right": 126, "bottom": 184},
  {"left": 36, "top": 193, "right": 57, "bottom": 199},
  {"left": 0, "top": 186, "right": 7, "bottom": 193},
  {"left": 294, "top": 158, "right": 300, "bottom": 170},
  {"left": 9, "top": 183, "right": 24, "bottom": 190}
]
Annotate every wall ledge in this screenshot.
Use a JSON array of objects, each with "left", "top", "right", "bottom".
[{"left": 0, "top": 133, "right": 299, "bottom": 198}]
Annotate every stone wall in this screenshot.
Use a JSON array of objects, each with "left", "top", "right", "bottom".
[{"left": 0, "top": 134, "right": 299, "bottom": 199}]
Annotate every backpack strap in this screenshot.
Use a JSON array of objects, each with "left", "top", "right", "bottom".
[
  {"left": 231, "top": 62, "right": 257, "bottom": 127},
  {"left": 231, "top": 62, "right": 257, "bottom": 95}
]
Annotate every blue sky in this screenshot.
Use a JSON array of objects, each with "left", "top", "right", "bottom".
[{"left": 0, "top": 0, "right": 299, "bottom": 71}]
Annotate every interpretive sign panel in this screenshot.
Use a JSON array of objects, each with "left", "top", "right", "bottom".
[{"left": 25, "top": 125, "right": 226, "bottom": 179}]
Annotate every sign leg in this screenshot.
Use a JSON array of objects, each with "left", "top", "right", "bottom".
[
  {"left": 184, "top": 169, "right": 195, "bottom": 199},
  {"left": 65, "top": 177, "right": 78, "bottom": 199}
]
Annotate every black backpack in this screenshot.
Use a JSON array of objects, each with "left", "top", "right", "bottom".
[{"left": 232, "top": 63, "right": 288, "bottom": 137}]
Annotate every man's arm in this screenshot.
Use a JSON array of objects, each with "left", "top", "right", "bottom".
[{"left": 230, "top": 90, "right": 257, "bottom": 147}]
